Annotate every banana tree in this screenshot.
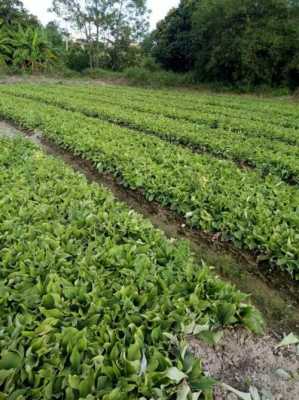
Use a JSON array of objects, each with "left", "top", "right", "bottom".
[
  {"left": 11, "top": 26, "right": 58, "bottom": 72},
  {"left": 0, "top": 28, "right": 12, "bottom": 64}
]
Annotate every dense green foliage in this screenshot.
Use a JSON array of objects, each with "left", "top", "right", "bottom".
[
  {"left": 0, "top": 1, "right": 60, "bottom": 73},
  {"left": 66, "top": 44, "right": 91, "bottom": 73},
  {"left": 0, "top": 137, "right": 260, "bottom": 399},
  {"left": 151, "top": 0, "right": 299, "bottom": 88},
  {"left": 51, "top": 0, "right": 149, "bottom": 71},
  {"left": 0, "top": 0, "right": 149, "bottom": 74},
  {"left": 0, "top": 84, "right": 299, "bottom": 278},
  {"left": 3, "top": 83, "right": 299, "bottom": 184},
  {"left": 193, "top": 0, "right": 299, "bottom": 87},
  {"left": 9, "top": 26, "right": 58, "bottom": 72},
  {"left": 0, "top": 0, "right": 39, "bottom": 30},
  {"left": 150, "top": 0, "right": 197, "bottom": 72}
]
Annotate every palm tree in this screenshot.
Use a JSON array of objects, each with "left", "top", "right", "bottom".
[{"left": 11, "top": 26, "right": 58, "bottom": 73}]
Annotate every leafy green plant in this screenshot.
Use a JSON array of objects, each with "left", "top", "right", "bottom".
[
  {"left": 0, "top": 137, "right": 261, "bottom": 399},
  {"left": 10, "top": 25, "right": 58, "bottom": 73},
  {"left": 0, "top": 28, "right": 12, "bottom": 64}
]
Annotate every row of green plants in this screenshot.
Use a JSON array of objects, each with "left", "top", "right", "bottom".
[
  {"left": 196, "top": 96, "right": 299, "bottom": 122},
  {"left": 0, "top": 137, "right": 261, "bottom": 399},
  {"left": 41, "top": 83, "right": 299, "bottom": 143},
  {"left": 9, "top": 82, "right": 299, "bottom": 143},
  {"left": 0, "top": 93, "right": 299, "bottom": 278},
  {"left": 3, "top": 84, "right": 299, "bottom": 185},
  {"left": 60, "top": 80, "right": 298, "bottom": 122},
  {"left": 78, "top": 83, "right": 299, "bottom": 117}
]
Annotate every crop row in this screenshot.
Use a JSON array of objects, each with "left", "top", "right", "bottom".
[
  {"left": 0, "top": 93, "right": 299, "bottom": 278},
  {"left": 137, "top": 85, "right": 299, "bottom": 122},
  {"left": 1, "top": 137, "right": 260, "bottom": 398},
  {"left": 3, "top": 85, "right": 299, "bottom": 184},
  {"left": 22, "top": 83, "right": 299, "bottom": 144},
  {"left": 53, "top": 82, "right": 299, "bottom": 128},
  {"left": 201, "top": 95, "right": 299, "bottom": 122},
  {"left": 14, "top": 83, "right": 299, "bottom": 132},
  {"left": 69, "top": 84, "right": 299, "bottom": 130}
]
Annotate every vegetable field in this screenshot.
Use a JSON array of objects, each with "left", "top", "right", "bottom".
[
  {"left": 0, "top": 136, "right": 261, "bottom": 399},
  {"left": 0, "top": 84, "right": 299, "bottom": 278},
  {"left": 0, "top": 83, "right": 298, "bottom": 399}
]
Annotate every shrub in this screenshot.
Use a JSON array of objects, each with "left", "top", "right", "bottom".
[
  {"left": 124, "top": 67, "right": 196, "bottom": 87},
  {"left": 82, "top": 68, "right": 123, "bottom": 80}
]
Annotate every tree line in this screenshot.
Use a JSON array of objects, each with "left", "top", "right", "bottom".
[
  {"left": 0, "top": 0, "right": 149, "bottom": 74},
  {"left": 149, "top": 0, "right": 299, "bottom": 88},
  {"left": 1, "top": 0, "right": 299, "bottom": 89}
]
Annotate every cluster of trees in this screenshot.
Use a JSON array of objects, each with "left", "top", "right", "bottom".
[
  {"left": 1, "top": 0, "right": 299, "bottom": 89},
  {"left": 51, "top": 0, "right": 150, "bottom": 71},
  {"left": 0, "top": 0, "right": 60, "bottom": 73},
  {"left": 149, "top": 0, "right": 299, "bottom": 88},
  {"left": 0, "top": 0, "right": 150, "bottom": 74}
]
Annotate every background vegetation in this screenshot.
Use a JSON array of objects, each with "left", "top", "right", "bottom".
[
  {"left": 0, "top": 0, "right": 299, "bottom": 91},
  {"left": 149, "top": 0, "right": 299, "bottom": 90}
]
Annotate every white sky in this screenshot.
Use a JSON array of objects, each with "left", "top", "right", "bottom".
[{"left": 22, "top": 0, "right": 180, "bottom": 30}]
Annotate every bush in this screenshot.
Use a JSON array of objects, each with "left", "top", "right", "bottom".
[
  {"left": 152, "top": 0, "right": 299, "bottom": 89},
  {"left": 124, "top": 67, "right": 196, "bottom": 87},
  {"left": 0, "top": 59, "right": 9, "bottom": 76},
  {"left": 140, "top": 56, "right": 161, "bottom": 72},
  {"left": 66, "top": 47, "right": 90, "bottom": 72},
  {"left": 48, "top": 65, "right": 82, "bottom": 79},
  {"left": 82, "top": 68, "right": 123, "bottom": 80},
  {"left": 124, "top": 67, "right": 151, "bottom": 84}
]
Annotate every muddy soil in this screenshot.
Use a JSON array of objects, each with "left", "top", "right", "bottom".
[{"left": 1, "top": 120, "right": 299, "bottom": 399}]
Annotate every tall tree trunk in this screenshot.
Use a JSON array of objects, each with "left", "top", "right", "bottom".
[
  {"left": 83, "top": 23, "right": 93, "bottom": 69},
  {"left": 89, "top": 45, "right": 94, "bottom": 69},
  {"left": 95, "top": 24, "right": 99, "bottom": 68}
]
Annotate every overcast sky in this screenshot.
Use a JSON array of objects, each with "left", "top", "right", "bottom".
[{"left": 22, "top": 0, "right": 180, "bottom": 30}]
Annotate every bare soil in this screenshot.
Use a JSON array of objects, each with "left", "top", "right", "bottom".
[{"left": 189, "top": 329, "right": 299, "bottom": 399}]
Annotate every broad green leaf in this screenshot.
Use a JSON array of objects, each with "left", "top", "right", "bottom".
[
  {"left": 249, "top": 386, "right": 261, "bottom": 400},
  {"left": 127, "top": 343, "right": 141, "bottom": 362},
  {"left": 70, "top": 348, "right": 80, "bottom": 371},
  {"left": 166, "top": 367, "right": 187, "bottom": 384},
  {"left": 191, "top": 376, "right": 217, "bottom": 391},
  {"left": 0, "top": 352, "right": 21, "bottom": 370},
  {"left": 276, "top": 333, "right": 299, "bottom": 348},
  {"left": 176, "top": 382, "right": 190, "bottom": 400},
  {"left": 222, "top": 383, "right": 251, "bottom": 400},
  {"left": 197, "top": 330, "right": 223, "bottom": 346}
]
